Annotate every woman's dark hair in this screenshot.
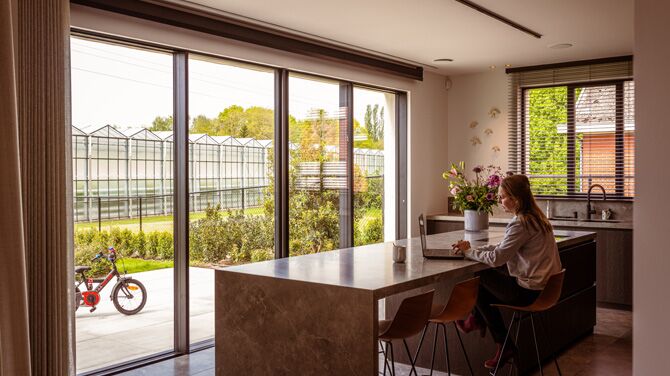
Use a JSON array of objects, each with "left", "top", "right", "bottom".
[{"left": 500, "top": 174, "right": 553, "bottom": 233}]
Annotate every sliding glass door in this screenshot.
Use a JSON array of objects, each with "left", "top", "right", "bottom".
[
  {"left": 187, "top": 55, "right": 275, "bottom": 344},
  {"left": 71, "top": 36, "right": 174, "bottom": 373}
]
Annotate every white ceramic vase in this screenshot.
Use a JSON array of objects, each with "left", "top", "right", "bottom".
[{"left": 464, "top": 209, "right": 489, "bottom": 231}]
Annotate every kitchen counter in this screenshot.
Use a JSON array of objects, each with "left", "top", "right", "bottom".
[
  {"left": 215, "top": 228, "right": 596, "bottom": 375},
  {"left": 427, "top": 213, "right": 633, "bottom": 230}
]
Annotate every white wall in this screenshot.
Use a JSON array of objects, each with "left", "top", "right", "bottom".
[
  {"left": 446, "top": 70, "right": 508, "bottom": 173},
  {"left": 634, "top": 0, "right": 670, "bottom": 374},
  {"left": 71, "top": 5, "right": 451, "bottom": 237}
]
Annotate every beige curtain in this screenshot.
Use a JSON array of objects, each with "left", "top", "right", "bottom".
[
  {"left": 0, "top": 0, "right": 31, "bottom": 375},
  {"left": 0, "top": 0, "right": 73, "bottom": 375},
  {"left": 17, "top": 0, "right": 74, "bottom": 374}
]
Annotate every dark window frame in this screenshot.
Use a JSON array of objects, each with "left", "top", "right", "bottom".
[{"left": 520, "top": 78, "right": 634, "bottom": 199}]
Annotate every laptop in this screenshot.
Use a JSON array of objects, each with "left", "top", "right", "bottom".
[{"left": 418, "top": 214, "right": 465, "bottom": 259}]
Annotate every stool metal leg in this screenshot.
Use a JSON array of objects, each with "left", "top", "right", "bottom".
[
  {"left": 507, "top": 316, "right": 522, "bottom": 376},
  {"left": 389, "top": 341, "right": 396, "bottom": 376},
  {"left": 453, "top": 322, "right": 474, "bottom": 376},
  {"left": 539, "top": 312, "right": 562, "bottom": 376},
  {"left": 529, "top": 313, "right": 544, "bottom": 376},
  {"left": 441, "top": 323, "right": 452, "bottom": 375},
  {"left": 492, "top": 311, "right": 517, "bottom": 376},
  {"left": 402, "top": 339, "right": 419, "bottom": 376},
  {"left": 381, "top": 341, "right": 392, "bottom": 376},
  {"left": 429, "top": 323, "right": 439, "bottom": 376},
  {"left": 411, "top": 324, "right": 429, "bottom": 376}
]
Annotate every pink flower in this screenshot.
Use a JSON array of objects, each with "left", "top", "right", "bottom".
[
  {"left": 450, "top": 186, "right": 462, "bottom": 195},
  {"left": 448, "top": 168, "right": 459, "bottom": 177},
  {"left": 466, "top": 195, "right": 475, "bottom": 202},
  {"left": 486, "top": 192, "right": 496, "bottom": 201},
  {"left": 487, "top": 174, "right": 501, "bottom": 188}
]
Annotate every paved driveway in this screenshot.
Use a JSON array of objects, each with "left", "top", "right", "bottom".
[{"left": 76, "top": 267, "right": 215, "bottom": 373}]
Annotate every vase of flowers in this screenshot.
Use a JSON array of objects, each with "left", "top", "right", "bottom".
[{"left": 443, "top": 162, "right": 503, "bottom": 231}]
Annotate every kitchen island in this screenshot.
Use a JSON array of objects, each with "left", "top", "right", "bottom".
[{"left": 215, "top": 228, "right": 596, "bottom": 375}]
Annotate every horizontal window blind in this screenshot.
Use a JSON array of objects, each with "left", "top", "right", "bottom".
[{"left": 508, "top": 58, "right": 635, "bottom": 197}]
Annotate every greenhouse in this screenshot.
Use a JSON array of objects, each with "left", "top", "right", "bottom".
[{"left": 72, "top": 125, "right": 384, "bottom": 223}]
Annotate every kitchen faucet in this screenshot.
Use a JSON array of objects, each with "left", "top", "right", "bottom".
[{"left": 586, "top": 184, "right": 607, "bottom": 219}]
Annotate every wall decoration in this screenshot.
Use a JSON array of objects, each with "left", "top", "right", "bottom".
[
  {"left": 470, "top": 136, "right": 482, "bottom": 146},
  {"left": 492, "top": 145, "right": 501, "bottom": 152},
  {"left": 484, "top": 128, "right": 493, "bottom": 135},
  {"left": 469, "top": 121, "right": 478, "bottom": 128},
  {"left": 488, "top": 107, "right": 501, "bottom": 118}
]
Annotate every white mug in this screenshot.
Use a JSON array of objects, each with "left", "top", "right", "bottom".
[{"left": 392, "top": 243, "right": 407, "bottom": 263}]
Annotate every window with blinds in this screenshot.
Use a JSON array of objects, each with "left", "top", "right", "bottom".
[{"left": 507, "top": 58, "right": 635, "bottom": 198}]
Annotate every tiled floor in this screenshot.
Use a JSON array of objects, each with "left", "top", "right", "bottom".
[
  {"left": 529, "top": 306, "right": 632, "bottom": 376},
  {"left": 118, "top": 307, "right": 632, "bottom": 376}
]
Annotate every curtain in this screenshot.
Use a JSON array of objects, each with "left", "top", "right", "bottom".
[
  {"left": 0, "top": 0, "right": 32, "bottom": 375},
  {"left": 16, "top": 0, "right": 74, "bottom": 374},
  {"left": 0, "top": 0, "right": 73, "bottom": 375}
]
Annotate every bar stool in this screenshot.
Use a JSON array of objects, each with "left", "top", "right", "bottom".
[
  {"left": 413, "top": 277, "right": 480, "bottom": 376},
  {"left": 379, "top": 290, "right": 435, "bottom": 376},
  {"left": 491, "top": 269, "right": 566, "bottom": 376}
]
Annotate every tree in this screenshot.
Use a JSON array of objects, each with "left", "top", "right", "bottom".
[
  {"left": 191, "top": 115, "right": 219, "bottom": 135},
  {"left": 149, "top": 115, "right": 173, "bottom": 131},
  {"left": 364, "top": 104, "right": 384, "bottom": 142},
  {"left": 217, "top": 105, "right": 247, "bottom": 137},
  {"left": 244, "top": 106, "right": 274, "bottom": 139}
]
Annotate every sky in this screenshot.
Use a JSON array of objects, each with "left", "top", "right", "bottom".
[{"left": 71, "top": 37, "right": 394, "bottom": 133}]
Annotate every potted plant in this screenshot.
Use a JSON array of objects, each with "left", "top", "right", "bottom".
[{"left": 442, "top": 162, "right": 503, "bottom": 231}]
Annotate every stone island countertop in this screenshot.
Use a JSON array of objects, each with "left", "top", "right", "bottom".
[{"left": 218, "top": 228, "right": 595, "bottom": 300}]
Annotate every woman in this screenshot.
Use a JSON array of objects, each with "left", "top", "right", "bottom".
[{"left": 452, "top": 174, "right": 562, "bottom": 369}]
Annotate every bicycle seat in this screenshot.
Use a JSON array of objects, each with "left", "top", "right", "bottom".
[{"left": 75, "top": 266, "right": 91, "bottom": 274}]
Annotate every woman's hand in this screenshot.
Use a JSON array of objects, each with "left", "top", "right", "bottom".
[{"left": 452, "top": 240, "right": 471, "bottom": 254}]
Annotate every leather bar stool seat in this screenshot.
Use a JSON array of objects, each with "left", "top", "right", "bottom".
[
  {"left": 378, "top": 289, "right": 435, "bottom": 376},
  {"left": 415, "top": 277, "right": 480, "bottom": 376}
]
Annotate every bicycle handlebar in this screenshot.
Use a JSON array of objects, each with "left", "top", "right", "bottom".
[{"left": 90, "top": 247, "right": 118, "bottom": 263}]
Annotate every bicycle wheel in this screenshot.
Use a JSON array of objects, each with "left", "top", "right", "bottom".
[{"left": 112, "top": 278, "right": 147, "bottom": 315}]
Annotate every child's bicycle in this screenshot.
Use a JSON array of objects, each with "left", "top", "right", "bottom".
[{"left": 74, "top": 247, "right": 147, "bottom": 315}]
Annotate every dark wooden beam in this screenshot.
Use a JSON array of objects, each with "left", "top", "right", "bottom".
[{"left": 71, "top": 0, "right": 424, "bottom": 80}]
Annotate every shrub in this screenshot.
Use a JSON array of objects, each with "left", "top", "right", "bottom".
[
  {"left": 74, "top": 227, "right": 173, "bottom": 268},
  {"left": 145, "top": 231, "right": 174, "bottom": 260},
  {"left": 189, "top": 206, "right": 228, "bottom": 263},
  {"left": 189, "top": 206, "right": 274, "bottom": 264},
  {"left": 74, "top": 242, "right": 112, "bottom": 277},
  {"left": 358, "top": 213, "right": 383, "bottom": 246}
]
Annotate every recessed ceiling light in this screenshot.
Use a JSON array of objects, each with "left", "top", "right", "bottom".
[
  {"left": 548, "top": 43, "right": 573, "bottom": 49},
  {"left": 490, "top": 65, "right": 496, "bottom": 70},
  {"left": 434, "top": 58, "right": 454, "bottom": 63},
  {"left": 505, "top": 64, "right": 512, "bottom": 67}
]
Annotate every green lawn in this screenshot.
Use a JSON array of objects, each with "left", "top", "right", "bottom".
[
  {"left": 115, "top": 258, "right": 174, "bottom": 274},
  {"left": 75, "top": 207, "right": 266, "bottom": 233}
]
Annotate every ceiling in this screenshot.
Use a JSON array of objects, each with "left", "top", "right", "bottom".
[{"left": 173, "top": 0, "right": 633, "bottom": 75}]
